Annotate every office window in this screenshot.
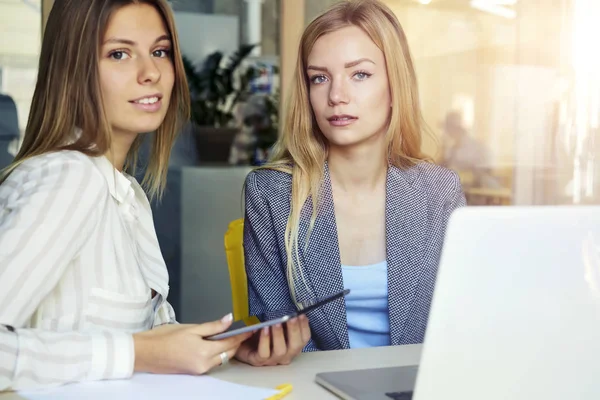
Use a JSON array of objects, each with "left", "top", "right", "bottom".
[
  {"left": 381, "top": 0, "right": 599, "bottom": 206},
  {"left": 0, "top": 0, "right": 42, "bottom": 135}
]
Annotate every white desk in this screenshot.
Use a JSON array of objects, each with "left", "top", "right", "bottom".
[
  {"left": 1, "top": 345, "right": 422, "bottom": 399},
  {"left": 212, "top": 344, "right": 422, "bottom": 398}
]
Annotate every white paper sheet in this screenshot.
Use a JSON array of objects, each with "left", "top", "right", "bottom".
[{"left": 18, "top": 373, "right": 279, "bottom": 400}]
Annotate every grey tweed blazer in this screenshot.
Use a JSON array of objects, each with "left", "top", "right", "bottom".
[{"left": 243, "top": 162, "right": 466, "bottom": 351}]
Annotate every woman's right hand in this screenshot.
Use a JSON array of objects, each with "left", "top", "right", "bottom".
[
  {"left": 132, "top": 313, "right": 251, "bottom": 375},
  {"left": 235, "top": 314, "right": 311, "bottom": 366}
]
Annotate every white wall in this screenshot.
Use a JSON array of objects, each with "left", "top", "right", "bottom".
[
  {"left": 170, "top": 0, "right": 213, "bottom": 14},
  {"left": 173, "top": 12, "right": 239, "bottom": 65}
]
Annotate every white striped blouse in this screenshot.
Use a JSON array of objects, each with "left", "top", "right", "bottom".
[{"left": 0, "top": 150, "right": 177, "bottom": 391}]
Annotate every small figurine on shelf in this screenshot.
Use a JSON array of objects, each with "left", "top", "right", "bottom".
[{"left": 229, "top": 92, "right": 278, "bottom": 166}]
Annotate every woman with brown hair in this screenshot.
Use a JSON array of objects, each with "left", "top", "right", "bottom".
[
  {"left": 0, "top": 0, "right": 250, "bottom": 391},
  {"left": 240, "top": 0, "right": 466, "bottom": 363}
]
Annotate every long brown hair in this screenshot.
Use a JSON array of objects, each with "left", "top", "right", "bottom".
[
  {"left": 261, "top": 0, "right": 429, "bottom": 302},
  {"left": 2, "top": 0, "right": 190, "bottom": 199}
]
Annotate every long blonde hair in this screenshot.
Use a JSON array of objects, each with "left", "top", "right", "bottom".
[
  {"left": 1, "top": 0, "right": 190, "bottom": 200},
  {"left": 260, "top": 0, "right": 429, "bottom": 303}
]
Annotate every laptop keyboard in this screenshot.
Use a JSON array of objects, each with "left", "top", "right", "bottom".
[{"left": 385, "top": 391, "right": 413, "bottom": 400}]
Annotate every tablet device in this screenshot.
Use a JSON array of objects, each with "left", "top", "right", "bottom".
[{"left": 205, "top": 289, "right": 350, "bottom": 340}]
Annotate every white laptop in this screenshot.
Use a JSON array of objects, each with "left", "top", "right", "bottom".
[
  {"left": 316, "top": 206, "right": 600, "bottom": 400},
  {"left": 414, "top": 205, "right": 600, "bottom": 400}
]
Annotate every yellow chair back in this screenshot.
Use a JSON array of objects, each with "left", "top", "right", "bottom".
[{"left": 224, "top": 218, "right": 259, "bottom": 325}]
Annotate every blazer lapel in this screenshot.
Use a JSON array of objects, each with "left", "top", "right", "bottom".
[
  {"left": 299, "top": 164, "right": 349, "bottom": 349},
  {"left": 386, "top": 165, "right": 428, "bottom": 345}
]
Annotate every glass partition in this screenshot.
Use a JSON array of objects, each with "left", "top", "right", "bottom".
[{"left": 382, "top": 0, "right": 598, "bottom": 206}]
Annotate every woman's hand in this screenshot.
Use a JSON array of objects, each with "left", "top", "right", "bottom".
[
  {"left": 133, "top": 313, "right": 252, "bottom": 375},
  {"left": 234, "top": 314, "right": 311, "bottom": 366}
]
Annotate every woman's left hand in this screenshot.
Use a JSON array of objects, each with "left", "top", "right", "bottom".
[{"left": 234, "top": 314, "right": 311, "bottom": 366}]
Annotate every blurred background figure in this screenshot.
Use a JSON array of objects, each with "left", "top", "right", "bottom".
[
  {"left": 440, "top": 110, "right": 499, "bottom": 189},
  {"left": 440, "top": 110, "right": 488, "bottom": 171}
]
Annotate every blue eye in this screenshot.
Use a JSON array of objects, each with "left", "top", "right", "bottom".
[
  {"left": 310, "top": 75, "right": 327, "bottom": 84},
  {"left": 354, "top": 71, "right": 372, "bottom": 80}
]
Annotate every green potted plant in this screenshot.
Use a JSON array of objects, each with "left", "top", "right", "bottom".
[{"left": 182, "top": 44, "right": 259, "bottom": 164}]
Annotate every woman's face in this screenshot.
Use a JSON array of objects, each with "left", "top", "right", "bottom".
[
  {"left": 307, "top": 25, "right": 392, "bottom": 150},
  {"left": 98, "top": 3, "right": 174, "bottom": 138}
]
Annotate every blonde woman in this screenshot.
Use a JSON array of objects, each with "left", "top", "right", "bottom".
[
  {"left": 239, "top": 0, "right": 466, "bottom": 359},
  {"left": 0, "top": 0, "right": 251, "bottom": 391}
]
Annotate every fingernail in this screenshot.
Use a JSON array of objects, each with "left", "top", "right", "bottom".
[
  {"left": 289, "top": 317, "right": 297, "bottom": 324},
  {"left": 276, "top": 323, "right": 282, "bottom": 329},
  {"left": 221, "top": 313, "right": 233, "bottom": 323},
  {"left": 262, "top": 327, "right": 269, "bottom": 336}
]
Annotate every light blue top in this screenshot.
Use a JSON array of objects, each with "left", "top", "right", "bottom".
[{"left": 341, "top": 260, "right": 391, "bottom": 348}]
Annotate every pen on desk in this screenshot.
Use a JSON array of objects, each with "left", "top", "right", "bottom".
[{"left": 265, "top": 383, "right": 293, "bottom": 400}]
